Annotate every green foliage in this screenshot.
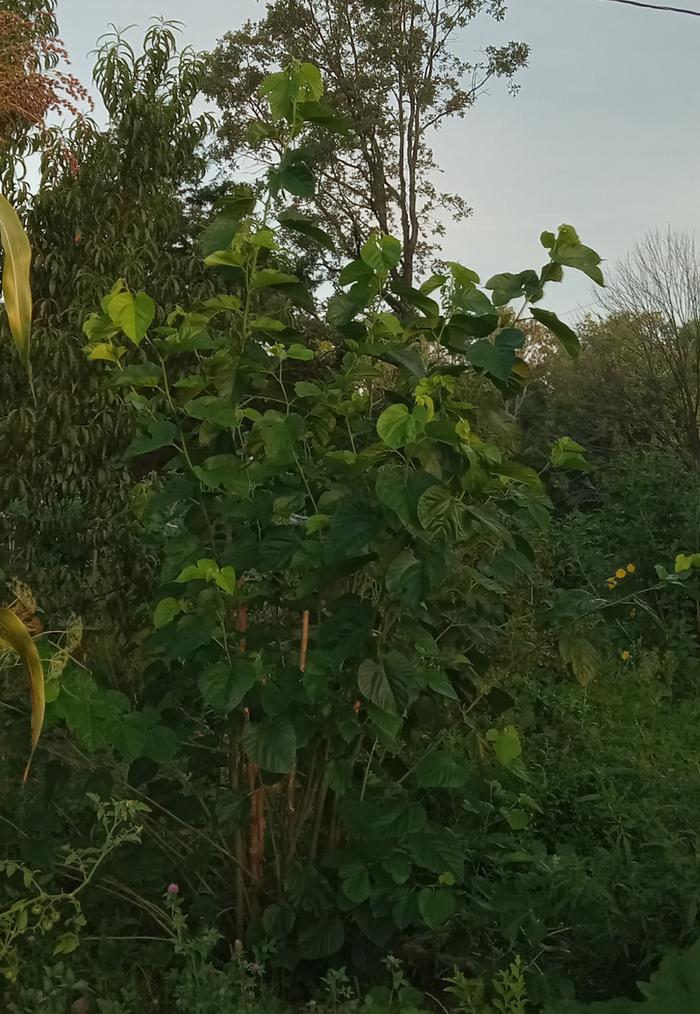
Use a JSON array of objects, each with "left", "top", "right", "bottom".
[
  {"left": 547, "top": 939, "right": 700, "bottom": 1012},
  {"left": 70, "top": 58, "right": 605, "bottom": 969},
  {"left": 550, "top": 437, "right": 590, "bottom": 472},
  {"left": 502, "top": 667, "right": 700, "bottom": 998},
  {"left": 530, "top": 308, "right": 580, "bottom": 358},
  {"left": 7, "top": 16, "right": 699, "bottom": 1014},
  {"left": 0, "top": 798, "right": 146, "bottom": 984},
  {"left": 550, "top": 451, "right": 700, "bottom": 658},
  {"left": 445, "top": 957, "right": 529, "bottom": 1014},
  {"left": 0, "top": 21, "right": 215, "bottom": 662}
]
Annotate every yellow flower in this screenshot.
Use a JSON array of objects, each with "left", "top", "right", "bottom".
[
  {"left": 615, "top": 568, "right": 627, "bottom": 580},
  {"left": 621, "top": 650, "right": 631, "bottom": 662},
  {"left": 607, "top": 579, "right": 617, "bottom": 590},
  {"left": 626, "top": 563, "right": 636, "bottom": 574}
]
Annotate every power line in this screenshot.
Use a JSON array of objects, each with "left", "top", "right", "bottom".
[{"left": 602, "top": 0, "right": 700, "bottom": 15}]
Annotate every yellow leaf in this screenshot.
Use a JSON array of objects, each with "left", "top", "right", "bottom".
[
  {"left": 559, "top": 632, "right": 600, "bottom": 687},
  {"left": 0, "top": 607, "right": 45, "bottom": 781},
  {"left": 88, "top": 343, "right": 126, "bottom": 363},
  {"left": 0, "top": 194, "right": 32, "bottom": 366}
]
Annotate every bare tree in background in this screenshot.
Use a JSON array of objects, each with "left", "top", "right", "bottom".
[{"left": 600, "top": 229, "right": 700, "bottom": 467}]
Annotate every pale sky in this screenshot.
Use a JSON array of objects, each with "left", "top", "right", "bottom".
[{"left": 56, "top": 0, "right": 700, "bottom": 316}]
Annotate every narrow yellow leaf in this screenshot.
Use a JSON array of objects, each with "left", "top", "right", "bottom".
[
  {"left": 0, "top": 194, "right": 33, "bottom": 365},
  {"left": 0, "top": 607, "right": 45, "bottom": 781}
]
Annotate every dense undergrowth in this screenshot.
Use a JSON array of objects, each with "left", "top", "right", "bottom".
[{"left": 2, "top": 11, "right": 700, "bottom": 1014}]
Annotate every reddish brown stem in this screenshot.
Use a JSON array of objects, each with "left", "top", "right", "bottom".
[
  {"left": 299, "top": 609, "right": 310, "bottom": 673},
  {"left": 229, "top": 731, "right": 246, "bottom": 941},
  {"left": 237, "top": 576, "right": 248, "bottom": 652},
  {"left": 248, "top": 762, "right": 263, "bottom": 891}
]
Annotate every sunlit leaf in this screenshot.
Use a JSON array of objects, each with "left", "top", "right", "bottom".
[
  {"left": 0, "top": 194, "right": 32, "bottom": 365},
  {"left": 0, "top": 608, "right": 44, "bottom": 781}
]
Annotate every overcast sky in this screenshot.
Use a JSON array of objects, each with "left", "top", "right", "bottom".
[{"left": 56, "top": 0, "right": 700, "bottom": 316}]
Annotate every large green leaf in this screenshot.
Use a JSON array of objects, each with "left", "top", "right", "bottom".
[
  {"left": 258, "top": 409, "right": 305, "bottom": 453},
  {"left": 326, "top": 500, "right": 380, "bottom": 560},
  {"left": 448, "top": 312, "right": 499, "bottom": 339},
  {"left": 0, "top": 194, "right": 32, "bottom": 364},
  {"left": 176, "top": 559, "right": 236, "bottom": 593},
  {"left": 463, "top": 339, "right": 515, "bottom": 381},
  {"left": 199, "top": 657, "right": 259, "bottom": 712},
  {"left": 339, "top": 258, "right": 374, "bottom": 286},
  {"left": 417, "top": 485, "right": 463, "bottom": 540},
  {"left": 485, "top": 269, "right": 540, "bottom": 306},
  {"left": 153, "top": 597, "right": 187, "bottom": 629},
  {"left": 382, "top": 853, "right": 412, "bottom": 885},
  {"left": 125, "top": 418, "right": 177, "bottom": 459},
  {"left": 297, "top": 101, "right": 351, "bottom": 132},
  {"left": 340, "top": 863, "right": 373, "bottom": 904},
  {"left": 545, "top": 224, "right": 604, "bottom": 286},
  {"left": 375, "top": 470, "right": 413, "bottom": 528},
  {"left": 260, "top": 69, "right": 298, "bottom": 121},
  {"left": 113, "top": 363, "right": 161, "bottom": 388},
  {"left": 454, "top": 286, "right": 495, "bottom": 315},
  {"left": 262, "top": 903, "right": 296, "bottom": 940},
  {"left": 357, "top": 657, "right": 411, "bottom": 716},
  {"left": 385, "top": 550, "right": 424, "bottom": 605},
  {"left": 142, "top": 724, "right": 178, "bottom": 764},
  {"left": 250, "top": 268, "right": 299, "bottom": 291},
  {"left": 486, "top": 725, "right": 522, "bottom": 767},
  {"left": 551, "top": 436, "right": 590, "bottom": 471},
  {"left": 407, "top": 823, "right": 464, "bottom": 880},
  {"left": 216, "top": 190, "right": 257, "bottom": 222},
  {"left": 242, "top": 717, "right": 297, "bottom": 773},
  {"left": 531, "top": 306, "right": 580, "bottom": 358},
  {"left": 377, "top": 404, "right": 422, "bottom": 448},
  {"left": 193, "top": 455, "right": 249, "bottom": 495},
  {"left": 381, "top": 799, "right": 428, "bottom": 837},
  {"left": 358, "top": 659, "right": 397, "bottom": 715},
  {"left": 425, "top": 667, "right": 458, "bottom": 699},
  {"left": 270, "top": 150, "right": 316, "bottom": 197},
  {"left": 559, "top": 632, "right": 600, "bottom": 687},
  {"left": 415, "top": 751, "right": 466, "bottom": 788},
  {"left": 418, "top": 887, "right": 455, "bottom": 929},
  {"left": 201, "top": 189, "right": 255, "bottom": 257},
  {"left": 360, "top": 233, "right": 402, "bottom": 274},
  {"left": 327, "top": 290, "right": 367, "bottom": 327},
  {"left": 186, "top": 396, "right": 240, "bottom": 428},
  {"left": 103, "top": 281, "right": 155, "bottom": 345},
  {"left": 446, "top": 261, "right": 480, "bottom": 287},
  {"left": 639, "top": 938, "right": 700, "bottom": 1012},
  {"left": 298, "top": 915, "right": 345, "bottom": 959},
  {"left": 295, "top": 62, "right": 324, "bottom": 100},
  {"left": 201, "top": 215, "right": 239, "bottom": 257},
  {"left": 112, "top": 711, "right": 149, "bottom": 761},
  {"left": 364, "top": 343, "right": 426, "bottom": 378},
  {"left": 391, "top": 281, "right": 440, "bottom": 317},
  {"left": 277, "top": 210, "right": 335, "bottom": 251},
  {"left": 496, "top": 327, "right": 526, "bottom": 350}
]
